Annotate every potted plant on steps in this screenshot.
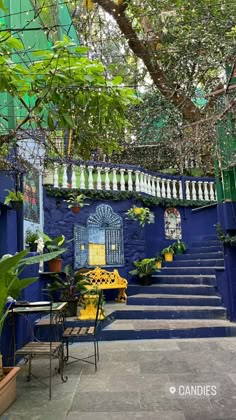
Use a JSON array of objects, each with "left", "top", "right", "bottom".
[
  {"left": 0, "top": 249, "right": 63, "bottom": 416},
  {"left": 40, "top": 233, "right": 67, "bottom": 272},
  {"left": 171, "top": 240, "right": 187, "bottom": 255},
  {"left": 161, "top": 246, "right": 175, "bottom": 262},
  {"left": 64, "top": 193, "right": 90, "bottom": 214},
  {"left": 4, "top": 189, "right": 25, "bottom": 211},
  {"left": 155, "top": 255, "right": 163, "bottom": 269},
  {"left": 129, "top": 258, "right": 158, "bottom": 285}
]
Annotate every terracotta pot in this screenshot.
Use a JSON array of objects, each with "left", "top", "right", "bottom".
[
  {"left": 48, "top": 258, "right": 62, "bottom": 272},
  {"left": 0, "top": 367, "right": 20, "bottom": 416},
  {"left": 71, "top": 205, "right": 80, "bottom": 214},
  {"left": 164, "top": 253, "right": 174, "bottom": 262}
]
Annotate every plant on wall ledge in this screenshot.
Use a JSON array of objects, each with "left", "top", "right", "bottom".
[
  {"left": 126, "top": 206, "right": 155, "bottom": 227},
  {"left": 63, "top": 193, "right": 90, "bottom": 214}
]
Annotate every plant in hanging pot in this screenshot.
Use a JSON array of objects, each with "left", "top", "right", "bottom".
[
  {"left": 64, "top": 193, "right": 89, "bottom": 214},
  {"left": 126, "top": 206, "right": 155, "bottom": 227},
  {"left": 0, "top": 249, "right": 63, "bottom": 415},
  {"left": 25, "top": 228, "right": 39, "bottom": 252},
  {"left": 40, "top": 232, "right": 67, "bottom": 272},
  {"left": 4, "top": 189, "right": 25, "bottom": 211},
  {"left": 129, "top": 258, "right": 158, "bottom": 285},
  {"left": 171, "top": 240, "right": 187, "bottom": 255},
  {"left": 161, "top": 246, "right": 175, "bottom": 262}
]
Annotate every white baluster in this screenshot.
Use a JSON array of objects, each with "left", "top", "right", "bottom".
[
  {"left": 192, "top": 180, "right": 197, "bottom": 200},
  {"left": 62, "top": 164, "right": 68, "bottom": 188},
  {"left": 166, "top": 179, "right": 171, "bottom": 198},
  {"left": 120, "top": 169, "right": 125, "bottom": 191},
  {"left": 140, "top": 172, "right": 144, "bottom": 193},
  {"left": 161, "top": 178, "right": 166, "bottom": 197},
  {"left": 54, "top": 162, "right": 59, "bottom": 188},
  {"left": 112, "top": 168, "right": 118, "bottom": 191},
  {"left": 185, "top": 180, "right": 190, "bottom": 200},
  {"left": 71, "top": 164, "right": 77, "bottom": 189},
  {"left": 204, "top": 181, "right": 210, "bottom": 200},
  {"left": 80, "top": 165, "right": 85, "bottom": 189},
  {"left": 178, "top": 180, "right": 183, "bottom": 199},
  {"left": 88, "top": 165, "right": 94, "bottom": 190},
  {"left": 172, "top": 180, "right": 177, "bottom": 198},
  {"left": 105, "top": 168, "right": 110, "bottom": 190},
  {"left": 198, "top": 181, "right": 203, "bottom": 200},
  {"left": 209, "top": 182, "right": 215, "bottom": 200},
  {"left": 127, "top": 169, "right": 133, "bottom": 191},
  {"left": 151, "top": 177, "right": 156, "bottom": 196},
  {"left": 156, "top": 177, "right": 161, "bottom": 197},
  {"left": 97, "top": 167, "right": 102, "bottom": 190},
  {"left": 147, "top": 175, "right": 152, "bottom": 195},
  {"left": 135, "top": 171, "right": 140, "bottom": 192},
  {"left": 143, "top": 173, "right": 148, "bottom": 193}
]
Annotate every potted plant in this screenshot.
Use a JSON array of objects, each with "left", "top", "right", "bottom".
[
  {"left": 40, "top": 232, "right": 67, "bottom": 272},
  {"left": 46, "top": 265, "right": 89, "bottom": 317},
  {"left": 161, "top": 245, "right": 175, "bottom": 262},
  {"left": 155, "top": 255, "right": 163, "bottom": 269},
  {"left": 0, "top": 249, "right": 63, "bottom": 415},
  {"left": 64, "top": 193, "right": 89, "bottom": 214},
  {"left": 4, "top": 189, "right": 25, "bottom": 211},
  {"left": 129, "top": 258, "right": 158, "bottom": 285},
  {"left": 25, "top": 228, "right": 39, "bottom": 252},
  {"left": 171, "top": 240, "right": 187, "bottom": 255},
  {"left": 126, "top": 206, "right": 155, "bottom": 227}
]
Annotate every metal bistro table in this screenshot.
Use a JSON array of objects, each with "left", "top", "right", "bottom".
[{"left": 11, "top": 301, "right": 68, "bottom": 399}]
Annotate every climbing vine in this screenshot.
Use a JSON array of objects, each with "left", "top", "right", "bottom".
[{"left": 216, "top": 223, "right": 236, "bottom": 246}]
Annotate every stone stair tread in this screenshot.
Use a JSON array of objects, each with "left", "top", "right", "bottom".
[
  {"left": 162, "top": 266, "right": 224, "bottom": 269},
  {"left": 128, "top": 293, "right": 221, "bottom": 299},
  {"left": 129, "top": 284, "right": 214, "bottom": 288},
  {"left": 104, "top": 319, "right": 235, "bottom": 331},
  {"left": 105, "top": 304, "right": 226, "bottom": 312},
  {"left": 153, "top": 274, "right": 216, "bottom": 278}
]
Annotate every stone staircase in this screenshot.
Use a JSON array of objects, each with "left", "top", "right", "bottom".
[{"left": 101, "top": 236, "right": 236, "bottom": 340}]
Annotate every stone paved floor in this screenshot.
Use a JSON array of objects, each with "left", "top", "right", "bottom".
[{"left": 3, "top": 337, "right": 236, "bottom": 420}]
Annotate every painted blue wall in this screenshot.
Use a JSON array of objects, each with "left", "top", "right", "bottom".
[
  {"left": 0, "top": 171, "right": 19, "bottom": 256},
  {"left": 43, "top": 191, "right": 218, "bottom": 284}
]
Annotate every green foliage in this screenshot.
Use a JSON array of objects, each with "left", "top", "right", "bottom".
[
  {"left": 129, "top": 258, "right": 158, "bottom": 278},
  {"left": 46, "top": 265, "right": 89, "bottom": 301},
  {"left": 63, "top": 193, "right": 90, "bottom": 209},
  {"left": 161, "top": 246, "right": 175, "bottom": 255},
  {"left": 126, "top": 206, "right": 155, "bottom": 227},
  {"left": 171, "top": 240, "right": 187, "bottom": 254},
  {"left": 216, "top": 223, "right": 236, "bottom": 246},
  {"left": 39, "top": 232, "right": 67, "bottom": 259},
  {"left": 4, "top": 190, "right": 25, "bottom": 206},
  {"left": 25, "top": 228, "right": 39, "bottom": 245}
]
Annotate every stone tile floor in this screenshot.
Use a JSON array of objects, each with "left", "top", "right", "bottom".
[{"left": 3, "top": 337, "right": 236, "bottom": 420}]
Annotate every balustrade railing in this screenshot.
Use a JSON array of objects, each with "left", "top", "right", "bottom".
[{"left": 43, "top": 160, "right": 217, "bottom": 202}]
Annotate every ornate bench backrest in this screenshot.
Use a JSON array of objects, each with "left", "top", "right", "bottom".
[{"left": 82, "top": 267, "right": 127, "bottom": 288}]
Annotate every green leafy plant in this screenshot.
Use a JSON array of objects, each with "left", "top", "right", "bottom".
[
  {"left": 25, "top": 229, "right": 39, "bottom": 246},
  {"left": 46, "top": 265, "right": 89, "bottom": 301},
  {"left": 4, "top": 190, "right": 25, "bottom": 206},
  {"left": 216, "top": 223, "right": 236, "bottom": 246},
  {"left": 161, "top": 246, "right": 175, "bottom": 256},
  {"left": 126, "top": 206, "right": 155, "bottom": 227},
  {"left": 171, "top": 240, "right": 187, "bottom": 255},
  {"left": 63, "top": 193, "right": 90, "bottom": 209},
  {"left": 39, "top": 232, "right": 67, "bottom": 260},
  {"left": 129, "top": 258, "right": 158, "bottom": 285},
  {"left": 155, "top": 255, "right": 163, "bottom": 263}
]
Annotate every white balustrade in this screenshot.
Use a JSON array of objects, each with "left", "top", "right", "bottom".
[
  {"left": 135, "top": 171, "right": 140, "bottom": 192},
  {"left": 192, "top": 181, "right": 197, "bottom": 200},
  {"left": 178, "top": 180, "right": 183, "bottom": 199},
  {"left": 143, "top": 173, "right": 148, "bottom": 193},
  {"left": 156, "top": 177, "right": 161, "bottom": 197},
  {"left": 161, "top": 178, "right": 166, "bottom": 198},
  {"left": 140, "top": 172, "right": 144, "bottom": 193},
  {"left": 112, "top": 168, "right": 118, "bottom": 191},
  {"left": 198, "top": 181, "right": 203, "bottom": 200},
  {"left": 120, "top": 169, "right": 125, "bottom": 191},
  {"left": 204, "top": 181, "right": 210, "bottom": 200},
  {"left": 62, "top": 164, "right": 68, "bottom": 188},
  {"left": 172, "top": 180, "right": 177, "bottom": 198},
  {"left": 105, "top": 168, "right": 110, "bottom": 190},
  {"left": 147, "top": 175, "right": 152, "bottom": 195},
  {"left": 87, "top": 166, "right": 94, "bottom": 190},
  {"left": 185, "top": 180, "right": 190, "bottom": 200},
  {"left": 128, "top": 170, "right": 133, "bottom": 191},
  {"left": 166, "top": 179, "right": 171, "bottom": 198},
  {"left": 54, "top": 162, "right": 59, "bottom": 188},
  {"left": 209, "top": 182, "right": 215, "bottom": 201},
  {"left": 97, "top": 167, "right": 102, "bottom": 190},
  {"left": 151, "top": 177, "right": 156, "bottom": 196},
  {"left": 71, "top": 165, "right": 77, "bottom": 188},
  {"left": 80, "top": 165, "right": 86, "bottom": 189}
]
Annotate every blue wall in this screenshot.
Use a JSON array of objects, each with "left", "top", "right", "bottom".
[
  {"left": 43, "top": 191, "right": 218, "bottom": 284},
  {"left": 0, "top": 171, "right": 19, "bottom": 256}
]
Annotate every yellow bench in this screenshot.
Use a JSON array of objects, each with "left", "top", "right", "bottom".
[{"left": 78, "top": 267, "right": 128, "bottom": 320}]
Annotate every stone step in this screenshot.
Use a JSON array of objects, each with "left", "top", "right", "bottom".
[
  {"left": 128, "top": 284, "right": 217, "bottom": 296},
  {"left": 127, "top": 293, "right": 222, "bottom": 306},
  {"left": 187, "top": 246, "right": 222, "bottom": 253},
  {"left": 159, "top": 267, "right": 224, "bottom": 275},
  {"left": 174, "top": 252, "right": 223, "bottom": 260},
  {"left": 163, "top": 259, "right": 224, "bottom": 268},
  {"left": 100, "top": 318, "right": 236, "bottom": 340},
  {"left": 152, "top": 274, "right": 216, "bottom": 285},
  {"left": 190, "top": 240, "right": 222, "bottom": 247}
]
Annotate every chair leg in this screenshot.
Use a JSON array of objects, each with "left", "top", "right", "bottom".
[
  {"left": 49, "top": 352, "right": 52, "bottom": 400},
  {"left": 96, "top": 340, "right": 99, "bottom": 362},
  {"left": 94, "top": 341, "right": 97, "bottom": 372},
  {"left": 27, "top": 355, "right": 32, "bottom": 382}
]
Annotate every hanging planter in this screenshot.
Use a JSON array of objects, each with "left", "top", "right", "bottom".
[
  {"left": 4, "top": 189, "right": 25, "bottom": 211},
  {"left": 64, "top": 193, "right": 89, "bottom": 213}
]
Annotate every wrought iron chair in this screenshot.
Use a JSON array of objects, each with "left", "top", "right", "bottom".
[
  {"left": 13, "top": 302, "right": 67, "bottom": 399},
  {"left": 62, "top": 290, "right": 103, "bottom": 371}
]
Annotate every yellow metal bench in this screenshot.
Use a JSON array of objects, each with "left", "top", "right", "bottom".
[{"left": 78, "top": 267, "right": 128, "bottom": 320}]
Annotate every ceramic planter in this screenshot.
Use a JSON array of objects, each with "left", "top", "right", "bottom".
[
  {"left": 71, "top": 205, "right": 81, "bottom": 214},
  {"left": 48, "top": 258, "right": 62, "bottom": 272},
  {"left": 155, "top": 261, "right": 162, "bottom": 269},
  {"left": 164, "top": 253, "right": 174, "bottom": 262},
  {"left": 0, "top": 367, "right": 20, "bottom": 416}
]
